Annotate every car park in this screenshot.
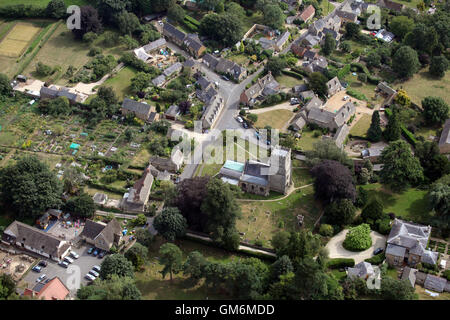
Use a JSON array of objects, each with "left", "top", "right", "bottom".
[
  {"left": 85, "top": 274, "right": 96, "bottom": 281},
  {"left": 89, "top": 270, "right": 100, "bottom": 278},
  {"left": 38, "top": 260, "right": 47, "bottom": 267},
  {"left": 70, "top": 251, "right": 79, "bottom": 259},
  {"left": 59, "top": 261, "right": 69, "bottom": 268},
  {"left": 36, "top": 274, "right": 47, "bottom": 282},
  {"left": 64, "top": 256, "right": 74, "bottom": 264},
  {"left": 32, "top": 265, "right": 42, "bottom": 273},
  {"left": 87, "top": 247, "right": 94, "bottom": 254},
  {"left": 92, "top": 265, "right": 101, "bottom": 273}
]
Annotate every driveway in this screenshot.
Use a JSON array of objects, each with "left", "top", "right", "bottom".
[{"left": 325, "top": 229, "right": 386, "bottom": 264}]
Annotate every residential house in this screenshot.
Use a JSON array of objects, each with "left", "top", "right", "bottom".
[
  {"left": 274, "top": 31, "right": 291, "bottom": 51},
  {"left": 152, "top": 74, "right": 166, "bottom": 87},
  {"left": 385, "top": 219, "right": 438, "bottom": 267},
  {"left": 1, "top": 221, "right": 71, "bottom": 261},
  {"left": 202, "top": 53, "right": 219, "bottom": 69},
  {"left": 304, "top": 49, "right": 319, "bottom": 61},
  {"left": 438, "top": 119, "right": 450, "bottom": 154},
  {"left": 375, "top": 29, "right": 395, "bottom": 42},
  {"left": 299, "top": 90, "right": 316, "bottom": 102},
  {"left": 293, "top": 84, "right": 308, "bottom": 95},
  {"left": 304, "top": 96, "right": 323, "bottom": 111},
  {"left": 326, "top": 76, "right": 344, "bottom": 97},
  {"left": 302, "top": 34, "right": 321, "bottom": 47},
  {"left": 299, "top": 5, "right": 315, "bottom": 22},
  {"left": 306, "top": 102, "right": 355, "bottom": 130},
  {"left": 163, "top": 22, "right": 186, "bottom": 46},
  {"left": 23, "top": 277, "right": 70, "bottom": 300},
  {"left": 183, "top": 58, "right": 199, "bottom": 74},
  {"left": 93, "top": 193, "right": 108, "bottom": 206},
  {"left": 121, "top": 167, "right": 154, "bottom": 213},
  {"left": 202, "top": 53, "right": 247, "bottom": 81},
  {"left": 335, "top": 10, "right": 358, "bottom": 23},
  {"left": 164, "top": 104, "right": 180, "bottom": 121},
  {"left": 134, "top": 47, "right": 151, "bottom": 62},
  {"left": 184, "top": 34, "right": 206, "bottom": 58},
  {"left": 377, "top": 0, "right": 404, "bottom": 12},
  {"left": 401, "top": 267, "right": 418, "bottom": 287},
  {"left": 240, "top": 72, "right": 280, "bottom": 106},
  {"left": 40, "top": 86, "right": 79, "bottom": 105},
  {"left": 121, "top": 98, "right": 154, "bottom": 121},
  {"left": 143, "top": 38, "right": 167, "bottom": 53},
  {"left": 361, "top": 143, "right": 387, "bottom": 163},
  {"left": 376, "top": 81, "right": 397, "bottom": 106},
  {"left": 80, "top": 219, "right": 122, "bottom": 251},
  {"left": 333, "top": 124, "right": 350, "bottom": 148},
  {"left": 308, "top": 15, "right": 341, "bottom": 42},
  {"left": 303, "top": 56, "right": 328, "bottom": 73},
  {"left": 291, "top": 113, "right": 307, "bottom": 131},
  {"left": 424, "top": 274, "right": 447, "bottom": 293},
  {"left": 340, "top": 0, "right": 369, "bottom": 16},
  {"left": 347, "top": 261, "right": 375, "bottom": 280},
  {"left": 163, "top": 62, "right": 183, "bottom": 77},
  {"left": 218, "top": 147, "right": 292, "bottom": 196},
  {"left": 291, "top": 42, "right": 308, "bottom": 57},
  {"left": 201, "top": 94, "right": 225, "bottom": 129},
  {"left": 150, "top": 148, "right": 184, "bottom": 173}
]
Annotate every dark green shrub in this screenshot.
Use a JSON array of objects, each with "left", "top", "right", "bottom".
[
  {"left": 327, "top": 258, "right": 355, "bottom": 269},
  {"left": 343, "top": 224, "right": 372, "bottom": 251}
]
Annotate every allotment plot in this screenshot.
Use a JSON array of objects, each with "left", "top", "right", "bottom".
[{"left": 0, "top": 23, "right": 41, "bottom": 57}]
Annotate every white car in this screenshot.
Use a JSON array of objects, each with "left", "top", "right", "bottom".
[
  {"left": 85, "top": 274, "right": 96, "bottom": 281},
  {"left": 343, "top": 95, "right": 349, "bottom": 101},
  {"left": 92, "top": 265, "right": 101, "bottom": 273},
  {"left": 89, "top": 270, "right": 100, "bottom": 278},
  {"left": 36, "top": 274, "right": 47, "bottom": 282},
  {"left": 70, "top": 251, "right": 79, "bottom": 259},
  {"left": 236, "top": 116, "right": 244, "bottom": 123},
  {"left": 64, "top": 256, "right": 74, "bottom": 264}
]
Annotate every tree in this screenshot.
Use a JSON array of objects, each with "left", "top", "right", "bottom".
[
  {"left": 361, "top": 197, "right": 383, "bottom": 222},
  {"left": 271, "top": 230, "right": 290, "bottom": 256},
  {"left": 120, "top": 35, "right": 139, "bottom": 49},
  {"left": 225, "top": 2, "right": 245, "bottom": 19},
  {"left": 199, "top": 13, "right": 244, "bottom": 47},
  {"left": 0, "top": 156, "right": 62, "bottom": 218},
  {"left": 310, "top": 160, "right": 356, "bottom": 203},
  {"left": 197, "top": 0, "right": 220, "bottom": 11},
  {"left": 383, "top": 109, "right": 401, "bottom": 141},
  {"left": 415, "top": 141, "right": 450, "bottom": 182},
  {"left": 324, "top": 199, "right": 356, "bottom": 226},
  {"left": 39, "top": 96, "right": 71, "bottom": 117},
  {"left": 345, "top": 22, "right": 360, "bottom": 39},
  {"left": 308, "top": 72, "right": 328, "bottom": 97},
  {"left": 367, "top": 110, "right": 382, "bottom": 142},
  {"left": 428, "top": 182, "right": 450, "bottom": 216},
  {"left": 96, "top": 0, "right": 130, "bottom": 24},
  {"left": 404, "top": 23, "right": 438, "bottom": 54},
  {"left": 394, "top": 89, "right": 411, "bottom": 107},
  {"left": 266, "top": 56, "right": 287, "bottom": 76},
  {"left": 124, "top": 243, "right": 148, "bottom": 268},
  {"left": 366, "top": 51, "right": 381, "bottom": 68},
  {"left": 0, "top": 274, "right": 16, "bottom": 299},
  {"left": 390, "top": 16, "right": 414, "bottom": 40},
  {"left": 339, "top": 41, "right": 351, "bottom": 53},
  {"left": 343, "top": 224, "right": 372, "bottom": 251},
  {"left": 100, "top": 254, "right": 135, "bottom": 280},
  {"left": 153, "top": 207, "right": 187, "bottom": 241},
  {"left": 380, "top": 140, "right": 424, "bottom": 190},
  {"left": 247, "top": 113, "right": 258, "bottom": 124},
  {"left": 0, "top": 73, "right": 11, "bottom": 96},
  {"left": 271, "top": 255, "right": 294, "bottom": 281},
  {"left": 46, "top": 0, "right": 66, "bottom": 19},
  {"left": 392, "top": 46, "right": 419, "bottom": 79},
  {"left": 422, "top": 96, "right": 449, "bottom": 125},
  {"left": 429, "top": 56, "right": 448, "bottom": 78},
  {"left": 151, "top": 0, "right": 176, "bottom": 13},
  {"left": 167, "top": 4, "right": 185, "bottom": 23},
  {"left": 72, "top": 5, "right": 103, "bottom": 39},
  {"left": 183, "top": 251, "right": 208, "bottom": 282},
  {"left": 178, "top": 100, "right": 191, "bottom": 115},
  {"left": 380, "top": 278, "right": 417, "bottom": 300},
  {"left": 159, "top": 243, "right": 183, "bottom": 281},
  {"left": 131, "top": 72, "right": 152, "bottom": 94},
  {"left": 201, "top": 178, "right": 241, "bottom": 250},
  {"left": 77, "top": 275, "right": 141, "bottom": 300},
  {"left": 134, "top": 228, "right": 153, "bottom": 247},
  {"left": 262, "top": 4, "right": 284, "bottom": 29},
  {"left": 64, "top": 193, "right": 95, "bottom": 218},
  {"left": 36, "top": 62, "right": 53, "bottom": 76},
  {"left": 118, "top": 11, "right": 140, "bottom": 35},
  {"left": 323, "top": 33, "right": 336, "bottom": 56}
]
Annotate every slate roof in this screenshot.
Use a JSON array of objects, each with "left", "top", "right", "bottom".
[
  {"left": 40, "top": 86, "right": 58, "bottom": 98},
  {"left": 304, "top": 50, "right": 318, "bottom": 60},
  {"left": 202, "top": 53, "right": 219, "bottom": 69},
  {"left": 134, "top": 47, "right": 151, "bottom": 61},
  {"left": 347, "top": 261, "right": 374, "bottom": 279},
  {"left": 183, "top": 58, "right": 197, "bottom": 68},
  {"left": 424, "top": 274, "right": 447, "bottom": 293},
  {"left": 333, "top": 123, "right": 350, "bottom": 148},
  {"left": 165, "top": 104, "right": 180, "bottom": 117},
  {"left": 387, "top": 219, "right": 431, "bottom": 252},
  {"left": 377, "top": 81, "right": 396, "bottom": 96},
  {"left": 401, "top": 267, "right": 417, "bottom": 287},
  {"left": 327, "top": 76, "right": 343, "bottom": 94},
  {"left": 386, "top": 243, "right": 406, "bottom": 257},
  {"left": 81, "top": 219, "right": 122, "bottom": 251},
  {"left": 439, "top": 119, "right": 450, "bottom": 150},
  {"left": 334, "top": 102, "right": 356, "bottom": 127},
  {"left": 201, "top": 94, "right": 224, "bottom": 128},
  {"left": 336, "top": 9, "right": 358, "bottom": 22},
  {"left": 308, "top": 107, "right": 335, "bottom": 125},
  {"left": 152, "top": 74, "right": 166, "bottom": 87},
  {"left": 184, "top": 34, "right": 204, "bottom": 53},
  {"left": 276, "top": 31, "right": 290, "bottom": 48},
  {"left": 122, "top": 98, "right": 151, "bottom": 116},
  {"left": 293, "top": 84, "right": 308, "bottom": 94},
  {"left": 304, "top": 96, "right": 323, "bottom": 111},
  {"left": 163, "top": 62, "right": 182, "bottom": 77},
  {"left": 299, "top": 90, "right": 316, "bottom": 100},
  {"left": 127, "top": 168, "right": 153, "bottom": 205},
  {"left": 3, "top": 221, "right": 70, "bottom": 258},
  {"left": 163, "top": 23, "right": 186, "bottom": 42},
  {"left": 197, "top": 75, "right": 212, "bottom": 90},
  {"left": 143, "top": 38, "right": 167, "bottom": 52}
]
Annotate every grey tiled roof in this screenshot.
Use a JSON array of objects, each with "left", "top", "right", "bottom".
[
  {"left": 347, "top": 261, "right": 374, "bottom": 279},
  {"left": 439, "top": 119, "right": 450, "bottom": 148},
  {"left": 401, "top": 267, "right": 417, "bottom": 287},
  {"left": 152, "top": 74, "right": 166, "bottom": 86},
  {"left": 424, "top": 274, "right": 447, "bottom": 293},
  {"left": 122, "top": 98, "right": 151, "bottom": 116},
  {"left": 304, "top": 96, "right": 323, "bottom": 111},
  {"left": 333, "top": 124, "right": 349, "bottom": 148},
  {"left": 143, "top": 38, "right": 167, "bottom": 52},
  {"left": 163, "top": 23, "right": 186, "bottom": 42},
  {"left": 163, "top": 62, "right": 182, "bottom": 77},
  {"left": 387, "top": 219, "right": 431, "bottom": 251},
  {"left": 308, "top": 107, "right": 335, "bottom": 125},
  {"left": 386, "top": 243, "right": 406, "bottom": 257}
]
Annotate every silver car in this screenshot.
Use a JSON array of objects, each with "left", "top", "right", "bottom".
[
  {"left": 85, "top": 274, "right": 96, "bottom": 281},
  {"left": 89, "top": 270, "right": 100, "bottom": 278}
]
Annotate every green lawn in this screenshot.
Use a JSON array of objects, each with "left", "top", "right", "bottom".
[
  {"left": 254, "top": 109, "right": 294, "bottom": 130},
  {"left": 296, "top": 129, "right": 321, "bottom": 151},
  {"left": 361, "top": 183, "right": 431, "bottom": 224},
  {"left": 135, "top": 239, "right": 243, "bottom": 300},
  {"left": 292, "top": 168, "right": 313, "bottom": 187},
  {"left": 320, "top": 0, "right": 335, "bottom": 15},
  {"left": 101, "top": 66, "right": 138, "bottom": 101},
  {"left": 350, "top": 114, "right": 372, "bottom": 137},
  {"left": 275, "top": 75, "right": 303, "bottom": 88},
  {"left": 228, "top": 54, "right": 248, "bottom": 65},
  {"left": 238, "top": 186, "right": 321, "bottom": 247}
]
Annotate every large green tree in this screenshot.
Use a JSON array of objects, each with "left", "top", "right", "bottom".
[
  {"left": 361, "top": 197, "right": 384, "bottom": 222},
  {"left": 404, "top": 23, "right": 438, "bottom": 54},
  {"left": 159, "top": 243, "right": 183, "bottom": 281},
  {"left": 324, "top": 199, "right": 356, "bottom": 226},
  {"left": 77, "top": 275, "right": 141, "bottom": 300},
  {"left": 124, "top": 242, "right": 148, "bottom": 268},
  {"left": 167, "top": 4, "right": 185, "bottom": 23},
  {"left": 262, "top": 4, "right": 285, "bottom": 29},
  {"left": 183, "top": 251, "right": 208, "bottom": 282},
  {"left": 429, "top": 56, "right": 448, "bottom": 78},
  {"left": 117, "top": 11, "right": 141, "bottom": 35},
  {"left": 199, "top": 13, "right": 244, "bottom": 47},
  {"left": 380, "top": 140, "right": 424, "bottom": 190},
  {"left": 367, "top": 110, "right": 382, "bottom": 142},
  {"left": 64, "top": 192, "right": 95, "bottom": 218},
  {"left": 390, "top": 16, "right": 414, "bottom": 40},
  {"left": 383, "top": 109, "right": 401, "bottom": 141},
  {"left": 0, "top": 156, "right": 62, "bottom": 218},
  {"left": 308, "top": 72, "right": 328, "bottom": 97},
  {"left": 46, "top": 0, "right": 66, "bottom": 19},
  {"left": 100, "top": 254, "right": 135, "bottom": 280},
  {"left": 323, "top": 33, "right": 336, "bottom": 56},
  {"left": 153, "top": 207, "right": 187, "bottom": 241},
  {"left": 392, "top": 46, "right": 420, "bottom": 79},
  {"left": 422, "top": 96, "right": 449, "bottom": 125},
  {"left": 380, "top": 278, "right": 417, "bottom": 300},
  {"left": 0, "top": 73, "right": 11, "bottom": 96},
  {"left": 415, "top": 141, "right": 450, "bottom": 182}
]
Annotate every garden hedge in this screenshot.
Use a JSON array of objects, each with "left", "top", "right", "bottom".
[
  {"left": 350, "top": 62, "right": 381, "bottom": 84},
  {"left": 385, "top": 108, "right": 417, "bottom": 146},
  {"left": 343, "top": 224, "right": 372, "bottom": 252},
  {"left": 326, "top": 258, "right": 355, "bottom": 269},
  {"left": 364, "top": 252, "right": 385, "bottom": 265},
  {"left": 281, "top": 70, "right": 303, "bottom": 79}
]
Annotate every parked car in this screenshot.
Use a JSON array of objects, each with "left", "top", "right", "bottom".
[
  {"left": 93, "top": 249, "right": 99, "bottom": 256},
  {"left": 70, "top": 251, "right": 79, "bottom": 259},
  {"left": 38, "top": 261, "right": 47, "bottom": 267},
  {"left": 85, "top": 274, "right": 96, "bottom": 281},
  {"left": 36, "top": 274, "right": 47, "bottom": 282},
  {"left": 59, "top": 261, "right": 69, "bottom": 268},
  {"left": 236, "top": 116, "right": 243, "bottom": 123},
  {"left": 64, "top": 257, "right": 74, "bottom": 264},
  {"left": 92, "top": 265, "right": 101, "bottom": 273},
  {"left": 222, "top": 75, "right": 229, "bottom": 81},
  {"left": 87, "top": 247, "right": 94, "bottom": 254},
  {"left": 89, "top": 270, "right": 100, "bottom": 278},
  {"left": 373, "top": 248, "right": 384, "bottom": 255},
  {"left": 32, "top": 265, "right": 42, "bottom": 273},
  {"left": 242, "top": 122, "right": 248, "bottom": 129},
  {"left": 98, "top": 251, "right": 106, "bottom": 259},
  {"left": 290, "top": 98, "right": 299, "bottom": 105}
]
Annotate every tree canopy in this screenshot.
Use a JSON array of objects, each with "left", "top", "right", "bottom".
[
  {"left": 153, "top": 207, "right": 187, "bottom": 241},
  {"left": 199, "top": 13, "right": 244, "bottom": 47},
  {"left": 100, "top": 254, "right": 135, "bottom": 280}
]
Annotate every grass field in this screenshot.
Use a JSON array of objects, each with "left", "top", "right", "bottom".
[
  {"left": 350, "top": 113, "right": 371, "bottom": 137},
  {"left": 0, "top": 22, "right": 41, "bottom": 57},
  {"left": 296, "top": 129, "right": 321, "bottom": 151},
  {"left": 101, "top": 66, "right": 138, "bottom": 100},
  {"left": 135, "top": 239, "right": 242, "bottom": 300},
  {"left": 254, "top": 109, "right": 294, "bottom": 129},
  {"left": 361, "top": 183, "right": 431, "bottom": 224},
  {"left": 399, "top": 68, "right": 450, "bottom": 106},
  {"left": 238, "top": 186, "right": 321, "bottom": 247},
  {"left": 275, "top": 75, "right": 303, "bottom": 88},
  {"left": 320, "top": 0, "right": 335, "bottom": 15},
  {"left": 0, "top": 0, "right": 88, "bottom": 7},
  {"left": 292, "top": 168, "right": 313, "bottom": 187}
]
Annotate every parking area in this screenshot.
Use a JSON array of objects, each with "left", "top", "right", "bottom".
[{"left": 21, "top": 245, "right": 107, "bottom": 295}]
